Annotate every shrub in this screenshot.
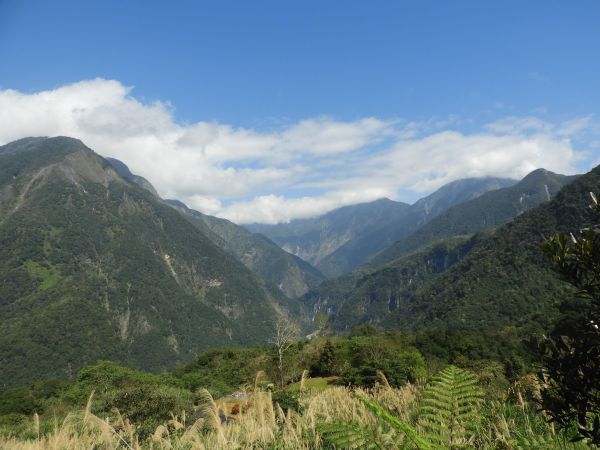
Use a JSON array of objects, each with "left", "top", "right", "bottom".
[
  {"left": 97, "top": 385, "right": 196, "bottom": 438},
  {"left": 271, "top": 390, "right": 301, "bottom": 413}
]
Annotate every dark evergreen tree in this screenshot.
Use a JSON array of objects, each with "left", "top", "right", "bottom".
[
  {"left": 539, "top": 192, "right": 600, "bottom": 444},
  {"left": 316, "top": 339, "right": 335, "bottom": 376}
]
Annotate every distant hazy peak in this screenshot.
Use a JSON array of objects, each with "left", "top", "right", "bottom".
[
  {"left": 165, "top": 199, "right": 189, "bottom": 210},
  {"left": 436, "top": 176, "right": 515, "bottom": 188},
  {"left": 105, "top": 157, "right": 135, "bottom": 179},
  {"left": 414, "top": 176, "right": 516, "bottom": 203},
  {"left": 367, "top": 168, "right": 577, "bottom": 268},
  {"left": 519, "top": 168, "right": 567, "bottom": 182},
  {"left": 105, "top": 156, "right": 159, "bottom": 197}
]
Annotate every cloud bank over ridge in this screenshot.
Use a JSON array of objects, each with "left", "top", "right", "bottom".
[{"left": 0, "top": 79, "right": 593, "bottom": 223}]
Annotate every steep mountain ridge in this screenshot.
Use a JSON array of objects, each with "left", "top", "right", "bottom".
[
  {"left": 0, "top": 137, "right": 299, "bottom": 386},
  {"left": 103, "top": 158, "right": 324, "bottom": 299},
  {"left": 247, "top": 198, "right": 412, "bottom": 269},
  {"left": 105, "top": 157, "right": 159, "bottom": 197},
  {"left": 166, "top": 200, "right": 325, "bottom": 298},
  {"left": 410, "top": 177, "right": 517, "bottom": 222},
  {"left": 252, "top": 177, "right": 515, "bottom": 277},
  {"left": 369, "top": 168, "right": 577, "bottom": 267}
]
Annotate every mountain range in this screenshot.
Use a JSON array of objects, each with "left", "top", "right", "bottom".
[
  {"left": 164, "top": 199, "right": 324, "bottom": 298},
  {"left": 249, "top": 177, "right": 516, "bottom": 276},
  {"left": 301, "top": 165, "right": 596, "bottom": 344},
  {"left": 1, "top": 135, "right": 596, "bottom": 389},
  {"left": 368, "top": 168, "right": 577, "bottom": 267}
]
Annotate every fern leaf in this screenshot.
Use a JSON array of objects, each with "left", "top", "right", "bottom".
[
  {"left": 354, "top": 392, "right": 433, "bottom": 449},
  {"left": 318, "top": 421, "right": 389, "bottom": 449},
  {"left": 418, "top": 365, "right": 483, "bottom": 449}
]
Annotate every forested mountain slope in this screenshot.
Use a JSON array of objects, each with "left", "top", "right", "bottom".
[
  {"left": 303, "top": 164, "right": 599, "bottom": 338},
  {"left": 105, "top": 156, "right": 325, "bottom": 299},
  {"left": 369, "top": 168, "right": 577, "bottom": 267},
  {"left": 303, "top": 237, "right": 478, "bottom": 331},
  {"left": 251, "top": 177, "right": 514, "bottom": 277},
  {"left": 0, "top": 137, "right": 299, "bottom": 387},
  {"left": 166, "top": 200, "right": 325, "bottom": 298}
]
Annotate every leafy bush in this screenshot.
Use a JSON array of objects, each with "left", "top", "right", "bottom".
[
  {"left": 271, "top": 390, "right": 301, "bottom": 413},
  {"left": 338, "top": 336, "right": 426, "bottom": 387},
  {"left": 0, "top": 386, "right": 43, "bottom": 416},
  {"left": 97, "top": 384, "right": 196, "bottom": 438}
]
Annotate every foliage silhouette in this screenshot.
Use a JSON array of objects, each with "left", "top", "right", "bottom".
[{"left": 539, "top": 192, "right": 600, "bottom": 444}]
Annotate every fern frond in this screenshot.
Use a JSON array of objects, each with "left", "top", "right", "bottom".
[
  {"left": 319, "top": 421, "right": 392, "bottom": 449},
  {"left": 354, "top": 392, "right": 433, "bottom": 449},
  {"left": 320, "top": 366, "right": 483, "bottom": 450},
  {"left": 418, "top": 365, "right": 483, "bottom": 449}
]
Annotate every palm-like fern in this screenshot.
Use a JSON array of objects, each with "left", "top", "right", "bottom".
[
  {"left": 320, "top": 365, "right": 482, "bottom": 450},
  {"left": 417, "top": 365, "right": 483, "bottom": 448}
]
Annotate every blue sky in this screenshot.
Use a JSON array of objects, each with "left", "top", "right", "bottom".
[{"left": 0, "top": 0, "right": 599, "bottom": 223}]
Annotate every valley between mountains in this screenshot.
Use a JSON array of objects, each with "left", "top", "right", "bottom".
[
  {"left": 2, "top": 134, "right": 600, "bottom": 448},
  {"left": 0, "top": 135, "right": 593, "bottom": 388}
]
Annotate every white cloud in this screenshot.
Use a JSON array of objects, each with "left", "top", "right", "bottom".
[
  {"left": 0, "top": 79, "right": 593, "bottom": 224},
  {"left": 486, "top": 115, "right": 593, "bottom": 138},
  {"left": 218, "top": 188, "right": 393, "bottom": 224},
  {"left": 366, "top": 130, "right": 577, "bottom": 193},
  {"left": 278, "top": 117, "right": 397, "bottom": 156},
  {"left": 486, "top": 116, "right": 553, "bottom": 134}
]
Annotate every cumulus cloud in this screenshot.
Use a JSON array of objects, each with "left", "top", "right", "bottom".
[
  {"left": 278, "top": 117, "right": 397, "bottom": 156},
  {"left": 217, "top": 187, "right": 394, "bottom": 224},
  {"left": 0, "top": 79, "right": 593, "bottom": 223},
  {"left": 366, "top": 130, "right": 577, "bottom": 193}
]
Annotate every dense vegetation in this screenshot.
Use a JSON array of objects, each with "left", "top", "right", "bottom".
[
  {"left": 1, "top": 136, "right": 599, "bottom": 447},
  {"left": 0, "top": 331, "right": 424, "bottom": 434},
  {"left": 0, "top": 329, "right": 588, "bottom": 448},
  {"left": 0, "top": 137, "right": 300, "bottom": 386},
  {"left": 538, "top": 192, "right": 600, "bottom": 444},
  {"left": 166, "top": 199, "right": 325, "bottom": 299},
  {"left": 302, "top": 164, "right": 599, "bottom": 348}
]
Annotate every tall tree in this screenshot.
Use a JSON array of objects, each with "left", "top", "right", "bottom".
[
  {"left": 540, "top": 192, "right": 600, "bottom": 444},
  {"left": 317, "top": 339, "right": 335, "bottom": 376},
  {"left": 273, "top": 316, "right": 300, "bottom": 388}
]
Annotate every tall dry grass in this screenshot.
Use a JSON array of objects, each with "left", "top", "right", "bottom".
[
  {"left": 0, "top": 374, "right": 581, "bottom": 449},
  {"left": 0, "top": 381, "right": 418, "bottom": 449}
]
